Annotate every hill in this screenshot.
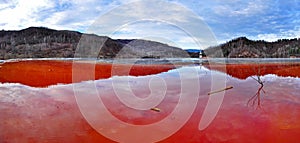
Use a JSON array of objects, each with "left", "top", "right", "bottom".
[
  {"left": 204, "top": 37, "right": 300, "bottom": 58},
  {"left": 2, "top": 27, "right": 299, "bottom": 59},
  {"left": 0, "top": 27, "right": 189, "bottom": 60}
]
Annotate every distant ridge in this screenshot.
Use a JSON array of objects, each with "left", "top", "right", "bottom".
[
  {"left": 0, "top": 27, "right": 189, "bottom": 60},
  {"left": 205, "top": 37, "right": 300, "bottom": 58},
  {"left": 1, "top": 27, "right": 300, "bottom": 59}
]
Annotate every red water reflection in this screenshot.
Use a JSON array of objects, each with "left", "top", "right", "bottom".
[
  {"left": 0, "top": 60, "right": 175, "bottom": 87},
  {"left": 1, "top": 60, "right": 300, "bottom": 143},
  {"left": 204, "top": 63, "right": 300, "bottom": 79}
]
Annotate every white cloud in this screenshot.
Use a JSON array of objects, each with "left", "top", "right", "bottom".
[
  {"left": 109, "top": 21, "right": 207, "bottom": 49},
  {"left": 0, "top": 0, "right": 15, "bottom": 10},
  {"left": 85, "top": 0, "right": 217, "bottom": 49},
  {"left": 0, "top": 0, "right": 54, "bottom": 29},
  {"left": 213, "top": 0, "right": 266, "bottom": 17},
  {"left": 250, "top": 27, "right": 300, "bottom": 42},
  {"left": 0, "top": 0, "right": 122, "bottom": 31}
]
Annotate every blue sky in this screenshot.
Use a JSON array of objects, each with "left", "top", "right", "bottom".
[{"left": 0, "top": 0, "right": 299, "bottom": 49}]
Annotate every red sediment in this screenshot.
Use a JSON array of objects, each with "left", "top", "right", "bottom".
[
  {"left": 204, "top": 63, "right": 300, "bottom": 79},
  {"left": 0, "top": 60, "right": 175, "bottom": 87}
]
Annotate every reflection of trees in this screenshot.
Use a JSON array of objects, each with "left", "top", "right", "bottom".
[
  {"left": 247, "top": 64, "right": 266, "bottom": 109},
  {"left": 247, "top": 75, "right": 265, "bottom": 109}
]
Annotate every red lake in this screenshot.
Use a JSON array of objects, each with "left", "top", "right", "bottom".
[{"left": 0, "top": 59, "right": 300, "bottom": 143}]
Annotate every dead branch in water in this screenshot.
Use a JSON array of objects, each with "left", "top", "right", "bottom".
[
  {"left": 150, "top": 107, "right": 161, "bottom": 112},
  {"left": 250, "top": 75, "right": 265, "bottom": 85},
  {"left": 208, "top": 86, "right": 233, "bottom": 95}
]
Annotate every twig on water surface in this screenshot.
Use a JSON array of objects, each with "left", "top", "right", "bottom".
[
  {"left": 150, "top": 107, "right": 161, "bottom": 112},
  {"left": 208, "top": 86, "right": 233, "bottom": 95}
]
